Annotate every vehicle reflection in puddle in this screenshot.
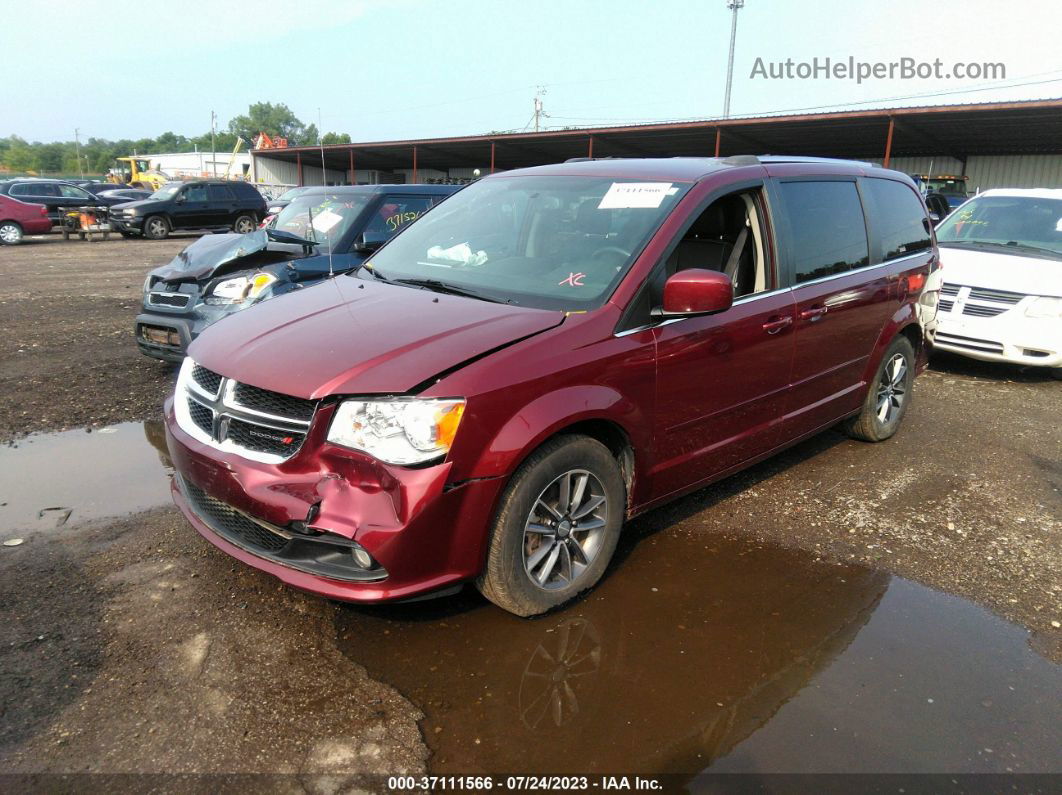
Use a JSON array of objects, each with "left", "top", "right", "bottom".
[
  {"left": 0, "top": 421, "right": 173, "bottom": 534},
  {"left": 336, "top": 529, "right": 1061, "bottom": 777}
]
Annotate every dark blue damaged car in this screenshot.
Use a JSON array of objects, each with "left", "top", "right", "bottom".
[{"left": 135, "top": 184, "right": 460, "bottom": 362}]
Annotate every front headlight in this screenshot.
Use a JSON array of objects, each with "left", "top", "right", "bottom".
[
  {"left": 327, "top": 398, "right": 465, "bottom": 465},
  {"left": 143, "top": 274, "right": 154, "bottom": 293},
  {"left": 124, "top": 208, "right": 137, "bottom": 215},
  {"left": 206, "top": 272, "right": 277, "bottom": 305},
  {"left": 1024, "top": 296, "right": 1062, "bottom": 318},
  {"left": 268, "top": 206, "right": 282, "bottom": 213}
]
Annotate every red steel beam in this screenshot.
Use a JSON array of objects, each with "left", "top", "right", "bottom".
[
  {"left": 296, "top": 151, "right": 302, "bottom": 186},
  {"left": 412, "top": 145, "right": 417, "bottom": 184},
  {"left": 490, "top": 141, "right": 495, "bottom": 173},
  {"left": 883, "top": 117, "right": 895, "bottom": 168},
  {"left": 588, "top": 135, "right": 594, "bottom": 158},
  {"left": 714, "top": 128, "right": 721, "bottom": 157},
  {"left": 349, "top": 149, "right": 355, "bottom": 184}
]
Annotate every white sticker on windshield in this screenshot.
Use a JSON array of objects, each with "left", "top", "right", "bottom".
[
  {"left": 1056, "top": 217, "right": 1062, "bottom": 232},
  {"left": 312, "top": 209, "right": 343, "bottom": 233},
  {"left": 598, "top": 182, "right": 673, "bottom": 209}
]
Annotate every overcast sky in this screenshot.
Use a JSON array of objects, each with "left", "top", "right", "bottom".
[{"left": 2, "top": 0, "right": 1059, "bottom": 142}]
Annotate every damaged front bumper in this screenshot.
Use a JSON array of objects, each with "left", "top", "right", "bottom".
[
  {"left": 136, "top": 301, "right": 249, "bottom": 363},
  {"left": 164, "top": 398, "right": 506, "bottom": 602}
]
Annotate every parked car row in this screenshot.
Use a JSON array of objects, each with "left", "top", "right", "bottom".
[
  {"left": 0, "top": 176, "right": 270, "bottom": 244},
  {"left": 156, "top": 155, "right": 952, "bottom": 617}
]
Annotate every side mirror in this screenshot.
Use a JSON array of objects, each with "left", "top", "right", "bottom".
[
  {"left": 353, "top": 233, "right": 387, "bottom": 254},
  {"left": 654, "top": 269, "right": 734, "bottom": 318},
  {"left": 174, "top": 194, "right": 185, "bottom": 204}
]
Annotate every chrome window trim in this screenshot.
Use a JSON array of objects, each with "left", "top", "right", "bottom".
[
  {"left": 614, "top": 286, "right": 794, "bottom": 338},
  {"left": 792, "top": 250, "right": 929, "bottom": 289}
]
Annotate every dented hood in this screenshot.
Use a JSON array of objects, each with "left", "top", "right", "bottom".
[
  {"left": 151, "top": 229, "right": 284, "bottom": 281},
  {"left": 188, "top": 276, "right": 566, "bottom": 398}
]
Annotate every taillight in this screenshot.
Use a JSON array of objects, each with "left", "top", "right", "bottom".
[
  {"left": 907, "top": 273, "right": 926, "bottom": 291},
  {"left": 39, "top": 206, "right": 48, "bottom": 217}
]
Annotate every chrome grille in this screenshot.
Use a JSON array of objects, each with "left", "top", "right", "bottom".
[
  {"left": 939, "top": 283, "right": 1026, "bottom": 320},
  {"left": 176, "top": 359, "right": 315, "bottom": 463},
  {"left": 936, "top": 332, "right": 1004, "bottom": 354},
  {"left": 232, "top": 382, "right": 316, "bottom": 421},
  {"left": 191, "top": 364, "right": 222, "bottom": 396}
]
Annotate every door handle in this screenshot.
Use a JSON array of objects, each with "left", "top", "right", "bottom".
[
  {"left": 762, "top": 316, "right": 793, "bottom": 335},
  {"left": 800, "top": 306, "right": 828, "bottom": 321}
]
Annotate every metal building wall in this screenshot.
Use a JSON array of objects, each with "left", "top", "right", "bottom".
[{"left": 876, "top": 155, "right": 1062, "bottom": 190}]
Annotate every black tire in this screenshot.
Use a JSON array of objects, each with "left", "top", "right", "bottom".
[
  {"left": 143, "top": 215, "right": 169, "bottom": 240},
  {"left": 0, "top": 221, "right": 23, "bottom": 245},
  {"left": 477, "top": 435, "right": 625, "bottom": 617},
  {"left": 1050, "top": 367, "right": 1062, "bottom": 381},
  {"left": 232, "top": 214, "right": 256, "bottom": 234},
  {"left": 844, "top": 336, "right": 915, "bottom": 442}
]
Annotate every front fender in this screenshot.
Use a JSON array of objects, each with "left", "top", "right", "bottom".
[{"left": 467, "top": 385, "right": 639, "bottom": 480}]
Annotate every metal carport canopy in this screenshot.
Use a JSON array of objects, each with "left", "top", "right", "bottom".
[{"left": 253, "top": 98, "right": 1062, "bottom": 177}]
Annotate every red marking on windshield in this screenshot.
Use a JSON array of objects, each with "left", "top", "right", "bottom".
[{"left": 559, "top": 272, "right": 586, "bottom": 287}]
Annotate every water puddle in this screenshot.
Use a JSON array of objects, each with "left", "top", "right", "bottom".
[
  {"left": 336, "top": 528, "right": 1061, "bottom": 777},
  {"left": 0, "top": 421, "right": 173, "bottom": 536}
]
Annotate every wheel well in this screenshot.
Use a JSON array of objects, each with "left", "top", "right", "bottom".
[
  {"left": 898, "top": 323, "right": 922, "bottom": 353},
  {"left": 545, "top": 419, "right": 635, "bottom": 513},
  {"left": 0, "top": 220, "right": 22, "bottom": 230}
]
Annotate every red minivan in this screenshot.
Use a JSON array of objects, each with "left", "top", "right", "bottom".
[{"left": 165, "top": 156, "right": 939, "bottom": 616}]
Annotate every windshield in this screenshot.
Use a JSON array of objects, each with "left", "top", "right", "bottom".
[
  {"left": 271, "top": 192, "right": 371, "bottom": 252},
  {"left": 150, "top": 183, "right": 182, "bottom": 200},
  {"left": 359, "top": 175, "right": 691, "bottom": 310},
  {"left": 936, "top": 195, "right": 1062, "bottom": 259},
  {"left": 277, "top": 187, "right": 308, "bottom": 201}
]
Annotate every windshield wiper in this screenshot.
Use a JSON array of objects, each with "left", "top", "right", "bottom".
[
  {"left": 939, "top": 239, "right": 1062, "bottom": 259},
  {"left": 391, "top": 277, "right": 507, "bottom": 304},
  {"left": 266, "top": 228, "right": 319, "bottom": 248}
]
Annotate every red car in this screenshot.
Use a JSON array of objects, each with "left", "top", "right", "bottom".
[
  {"left": 165, "top": 155, "right": 939, "bottom": 615},
  {"left": 0, "top": 194, "right": 52, "bottom": 244}
]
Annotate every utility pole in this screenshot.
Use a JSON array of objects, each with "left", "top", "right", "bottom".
[
  {"left": 210, "top": 111, "right": 217, "bottom": 177},
  {"left": 533, "top": 87, "right": 546, "bottom": 133},
  {"left": 74, "top": 128, "right": 84, "bottom": 179},
  {"left": 723, "top": 0, "right": 744, "bottom": 118}
]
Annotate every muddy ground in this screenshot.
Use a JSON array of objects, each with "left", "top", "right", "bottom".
[{"left": 0, "top": 233, "right": 1059, "bottom": 777}]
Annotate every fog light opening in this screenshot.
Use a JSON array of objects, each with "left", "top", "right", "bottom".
[{"left": 351, "top": 544, "right": 375, "bottom": 570}]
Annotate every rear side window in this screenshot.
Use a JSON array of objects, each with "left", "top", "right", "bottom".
[
  {"left": 208, "top": 184, "right": 235, "bottom": 201},
  {"left": 779, "top": 181, "right": 869, "bottom": 283},
  {"left": 59, "top": 184, "right": 91, "bottom": 199},
  {"left": 863, "top": 179, "right": 931, "bottom": 261},
  {"left": 12, "top": 183, "right": 58, "bottom": 197},
  {"left": 183, "top": 185, "right": 208, "bottom": 202}
]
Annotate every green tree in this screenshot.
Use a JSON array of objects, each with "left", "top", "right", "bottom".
[
  {"left": 321, "top": 132, "right": 352, "bottom": 145},
  {"left": 228, "top": 102, "right": 309, "bottom": 145}
]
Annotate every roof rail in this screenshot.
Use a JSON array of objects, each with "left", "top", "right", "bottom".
[
  {"left": 563, "top": 156, "right": 630, "bottom": 163},
  {"left": 757, "top": 154, "right": 875, "bottom": 168}
]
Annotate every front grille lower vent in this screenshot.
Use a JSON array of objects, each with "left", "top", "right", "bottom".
[{"left": 182, "top": 478, "right": 288, "bottom": 553}]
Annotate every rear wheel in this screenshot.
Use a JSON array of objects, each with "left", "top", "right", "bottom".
[
  {"left": 477, "top": 435, "right": 625, "bottom": 616},
  {"left": 0, "top": 221, "right": 23, "bottom": 245},
  {"left": 143, "top": 215, "right": 169, "bottom": 240},
  {"left": 232, "top": 214, "right": 256, "bottom": 234},
  {"left": 844, "top": 336, "right": 915, "bottom": 442}
]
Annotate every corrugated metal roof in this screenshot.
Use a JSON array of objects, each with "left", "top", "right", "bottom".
[{"left": 252, "top": 99, "right": 1062, "bottom": 175}]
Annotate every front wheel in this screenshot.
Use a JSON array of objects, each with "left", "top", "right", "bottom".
[
  {"left": 844, "top": 336, "right": 915, "bottom": 442},
  {"left": 143, "top": 215, "right": 169, "bottom": 240},
  {"left": 233, "top": 214, "right": 256, "bottom": 234},
  {"left": 477, "top": 435, "right": 625, "bottom": 616},
  {"left": 0, "top": 221, "right": 23, "bottom": 245}
]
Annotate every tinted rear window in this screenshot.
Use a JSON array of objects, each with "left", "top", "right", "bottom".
[
  {"left": 779, "top": 181, "right": 869, "bottom": 283},
  {"left": 864, "top": 179, "right": 931, "bottom": 261},
  {"left": 208, "top": 184, "right": 235, "bottom": 201},
  {"left": 11, "top": 182, "right": 58, "bottom": 197}
]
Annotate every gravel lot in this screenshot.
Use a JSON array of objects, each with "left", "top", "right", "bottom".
[{"left": 0, "top": 233, "right": 1058, "bottom": 775}]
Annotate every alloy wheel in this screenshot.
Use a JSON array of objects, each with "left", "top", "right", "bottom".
[
  {"left": 523, "top": 469, "right": 608, "bottom": 591},
  {"left": 146, "top": 218, "right": 166, "bottom": 238},
  {"left": 876, "top": 353, "right": 908, "bottom": 424},
  {"left": 235, "top": 217, "right": 254, "bottom": 234}
]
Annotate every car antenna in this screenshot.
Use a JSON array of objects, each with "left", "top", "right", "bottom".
[{"left": 318, "top": 109, "right": 335, "bottom": 279}]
